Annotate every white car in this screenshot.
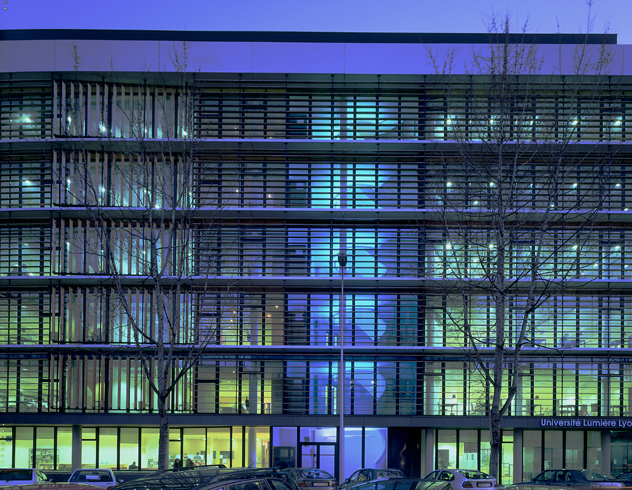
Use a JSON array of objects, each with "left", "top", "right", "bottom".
[
  {"left": 0, "top": 469, "right": 50, "bottom": 487},
  {"left": 423, "top": 469, "right": 497, "bottom": 490},
  {"left": 68, "top": 470, "right": 119, "bottom": 490}
]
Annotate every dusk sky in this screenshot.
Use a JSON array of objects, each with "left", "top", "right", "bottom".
[{"left": 2, "top": 0, "right": 631, "bottom": 44}]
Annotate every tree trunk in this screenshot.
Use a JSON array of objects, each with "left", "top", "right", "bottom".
[
  {"left": 158, "top": 396, "right": 169, "bottom": 470},
  {"left": 489, "top": 405, "right": 502, "bottom": 479}
]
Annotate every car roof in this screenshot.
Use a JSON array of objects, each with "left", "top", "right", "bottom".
[
  {"left": 208, "top": 469, "right": 288, "bottom": 483},
  {"left": 355, "top": 478, "right": 451, "bottom": 490},
  {"left": 289, "top": 469, "right": 334, "bottom": 477},
  {"left": 198, "top": 476, "right": 296, "bottom": 490},
  {"left": 115, "top": 471, "right": 220, "bottom": 490},
  {"left": 150, "top": 465, "right": 228, "bottom": 476}
]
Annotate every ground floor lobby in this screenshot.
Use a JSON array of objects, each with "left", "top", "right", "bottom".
[{"left": 2, "top": 418, "right": 632, "bottom": 483}]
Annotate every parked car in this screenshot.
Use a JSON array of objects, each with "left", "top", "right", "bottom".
[
  {"left": 515, "top": 470, "right": 624, "bottom": 490},
  {"left": 67, "top": 470, "right": 120, "bottom": 490},
  {"left": 115, "top": 467, "right": 237, "bottom": 490},
  {"left": 280, "top": 468, "right": 337, "bottom": 490},
  {"left": 616, "top": 473, "right": 632, "bottom": 484},
  {"left": 351, "top": 478, "right": 451, "bottom": 490},
  {"left": 117, "top": 467, "right": 296, "bottom": 490},
  {"left": 505, "top": 485, "right": 574, "bottom": 490},
  {"left": 197, "top": 474, "right": 300, "bottom": 490},
  {"left": 422, "top": 470, "right": 497, "bottom": 490},
  {"left": 0, "top": 485, "right": 104, "bottom": 490},
  {"left": 206, "top": 469, "right": 301, "bottom": 490},
  {"left": 340, "top": 469, "right": 405, "bottom": 490},
  {"left": 148, "top": 465, "right": 229, "bottom": 476},
  {"left": 0, "top": 470, "right": 51, "bottom": 487}
]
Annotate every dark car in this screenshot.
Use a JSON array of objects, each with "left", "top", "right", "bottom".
[
  {"left": 340, "top": 469, "right": 405, "bottom": 490},
  {"left": 616, "top": 473, "right": 632, "bottom": 484},
  {"left": 205, "top": 469, "right": 300, "bottom": 490},
  {"left": 351, "top": 478, "right": 451, "bottom": 490},
  {"left": 196, "top": 475, "right": 299, "bottom": 490},
  {"left": 114, "top": 467, "right": 244, "bottom": 490},
  {"left": 515, "top": 469, "right": 624, "bottom": 490},
  {"left": 279, "top": 468, "right": 337, "bottom": 490},
  {"left": 149, "top": 465, "right": 229, "bottom": 477}
]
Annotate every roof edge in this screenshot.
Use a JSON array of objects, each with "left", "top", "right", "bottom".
[{"left": 0, "top": 29, "right": 618, "bottom": 45}]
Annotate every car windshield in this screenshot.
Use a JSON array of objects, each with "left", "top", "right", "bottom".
[
  {"left": 456, "top": 471, "right": 491, "bottom": 480},
  {"left": 376, "top": 471, "right": 404, "bottom": 479},
  {"left": 70, "top": 471, "right": 113, "bottom": 482},
  {"left": 0, "top": 470, "right": 32, "bottom": 481},
  {"left": 580, "top": 471, "right": 613, "bottom": 481},
  {"left": 363, "top": 479, "right": 450, "bottom": 490},
  {"left": 300, "top": 470, "right": 333, "bottom": 479}
]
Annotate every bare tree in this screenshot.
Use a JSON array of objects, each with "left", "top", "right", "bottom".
[
  {"left": 52, "top": 43, "right": 230, "bottom": 470},
  {"left": 424, "top": 16, "right": 618, "bottom": 478}
]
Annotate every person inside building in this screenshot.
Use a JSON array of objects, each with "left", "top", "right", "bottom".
[{"left": 129, "top": 462, "right": 138, "bottom": 469}]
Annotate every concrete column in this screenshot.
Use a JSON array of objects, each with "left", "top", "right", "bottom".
[
  {"left": 248, "top": 426, "right": 257, "bottom": 467},
  {"left": 601, "top": 430, "right": 611, "bottom": 475},
  {"left": 513, "top": 429, "right": 523, "bottom": 484},
  {"left": 424, "top": 428, "right": 435, "bottom": 475},
  {"left": 72, "top": 425, "right": 82, "bottom": 470},
  {"left": 248, "top": 369, "right": 259, "bottom": 467}
]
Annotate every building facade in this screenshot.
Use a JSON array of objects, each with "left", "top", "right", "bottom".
[{"left": 2, "top": 30, "right": 632, "bottom": 482}]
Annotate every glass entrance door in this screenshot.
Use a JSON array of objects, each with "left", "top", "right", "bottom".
[{"left": 300, "top": 443, "right": 335, "bottom": 475}]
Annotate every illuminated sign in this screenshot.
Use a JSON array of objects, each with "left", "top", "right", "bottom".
[{"left": 540, "top": 419, "right": 632, "bottom": 428}]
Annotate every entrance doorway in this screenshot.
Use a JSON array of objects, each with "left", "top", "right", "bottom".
[{"left": 300, "top": 443, "right": 336, "bottom": 475}]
